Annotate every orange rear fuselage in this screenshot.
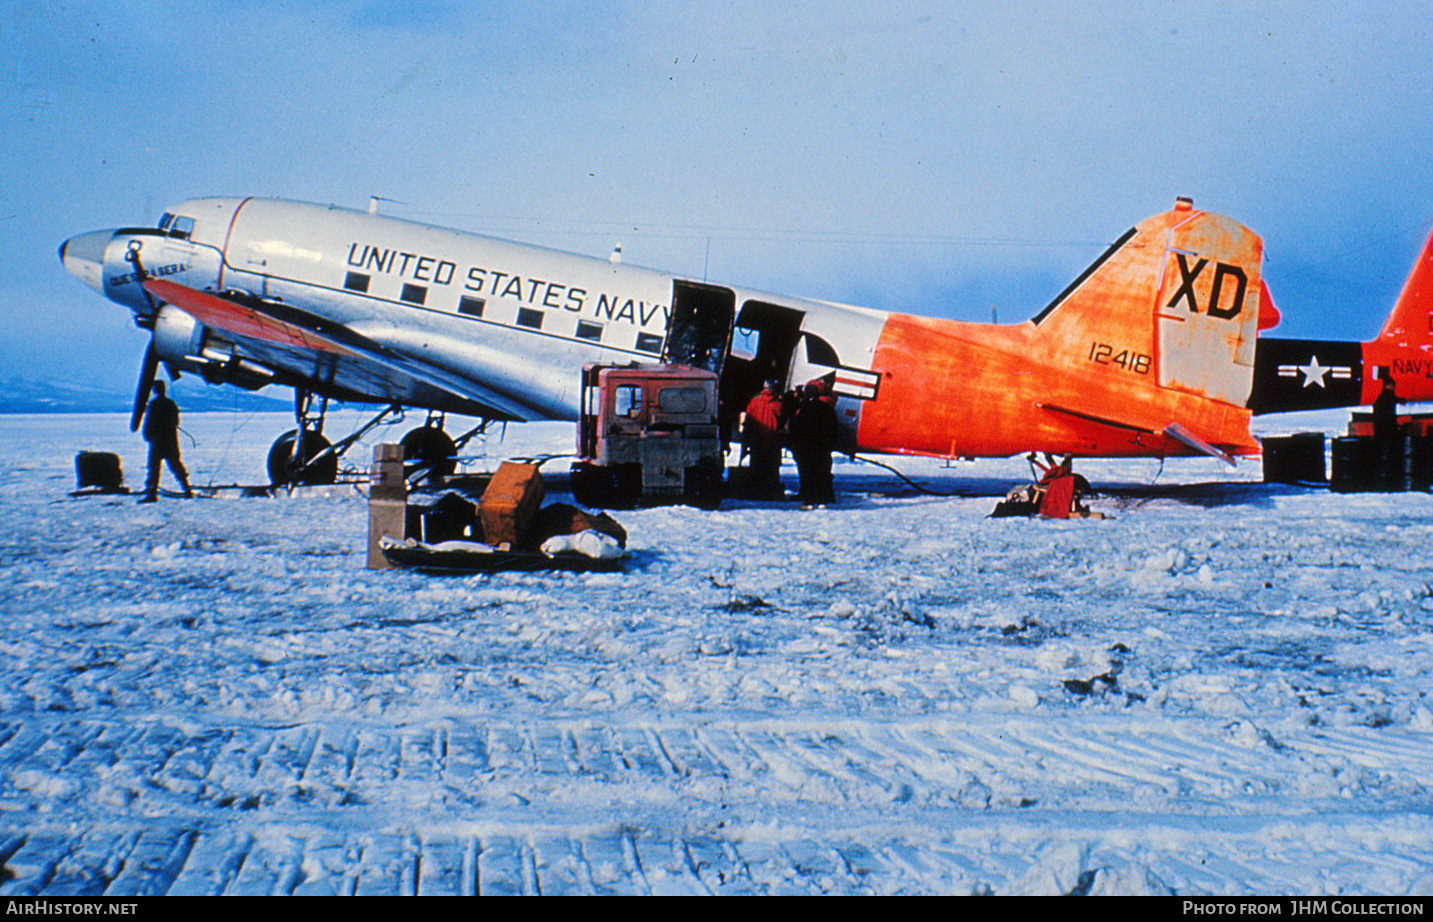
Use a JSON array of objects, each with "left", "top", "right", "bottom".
[{"left": 857, "top": 313, "right": 1256, "bottom": 459}]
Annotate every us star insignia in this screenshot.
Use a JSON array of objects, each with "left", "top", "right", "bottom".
[{"left": 1275, "top": 356, "right": 1354, "bottom": 389}]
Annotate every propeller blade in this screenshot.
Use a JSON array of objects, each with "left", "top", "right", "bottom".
[{"left": 130, "top": 339, "right": 159, "bottom": 432}]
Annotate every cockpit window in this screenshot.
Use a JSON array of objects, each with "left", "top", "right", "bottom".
[
  {"left": 158, "top": 213, "right": 174, "bottom": 232},
  {"left": 168, "top": 215, "right": 195, "bottom": 240}
]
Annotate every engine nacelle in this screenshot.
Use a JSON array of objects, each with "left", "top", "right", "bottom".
[{"left": 151, "top": 304, "right": 275, "bottom": 390}]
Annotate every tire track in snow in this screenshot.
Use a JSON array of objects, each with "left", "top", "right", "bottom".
[
  {"left": 576, "top": 832, "right": 646, "bottom": 895},
  {"left": 4, "top": 715, "right": 1433, "bottom": 894},
  {"left": 104, "top": 830, "right": 194, "bottom": 897},
  {"left": 633, "top": 835, "right": 708, "bottom": 895},
  {"left": 166, "top": 832, "right": 250, "bottom": 895},
  {"left": 529, "top": 835, "right": 588, "bottom": 895},
  {"left": 473, "top": 836, "right": 524, "bottom": 896}
]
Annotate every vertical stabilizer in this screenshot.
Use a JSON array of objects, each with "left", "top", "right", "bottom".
[
  {"left": 1035, "top": 198, "right": 1265, "bottom": 408},
  {"left": 1377, "top": 226, "right": 1433, "bottom": 347},
  {"left": 1251, "top": 224, "right": 1433, "bottom": 414},
  {"left": 1153, "top": 203, "right": 1264, "bottom": 405}
]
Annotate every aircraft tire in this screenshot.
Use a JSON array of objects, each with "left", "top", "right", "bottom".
[
  {"left": 267, "top": 429, "right": 339, "bottom": 486},
  {"left": 401, "top": 425, "right": 457, "bottom": 485}
]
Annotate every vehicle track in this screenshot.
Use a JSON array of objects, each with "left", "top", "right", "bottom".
[{"left": 2, "top": 713, "right": 1430, "bottom": 895}]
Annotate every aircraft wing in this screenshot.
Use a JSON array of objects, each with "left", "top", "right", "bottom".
[
  {"left": 142, "top": 278, "right": 541, "bottom": 420},
  {"left": 1037, "top": 403, "right": 1238, "bottom": 466}
]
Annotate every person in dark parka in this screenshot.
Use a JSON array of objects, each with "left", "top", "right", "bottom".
[
  {"left": 788, "top": 381, "right": 839, "bottom": 507},
  {"left": 1371, "top": 369, "right": 1400, "bottom": 446},
  {"left": 140, "top": 380, "right": 192, "bottom": 502}
]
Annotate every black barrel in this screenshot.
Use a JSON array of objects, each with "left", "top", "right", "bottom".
[
  {"left": 74, "top": 451, "right": 124, "bottom": 492},
  {"left": 1330, "top": 437, "right": 1379, "bottom": 493},
  {"left": 1261, "top": 432, "right": 1327, "bottom": 484},
  {"left": 1405, "top": 435, "right": 1433, "bottom": 491},
  {"left": 1373, "top": 435, "right": 1416, "bottom": 492}
]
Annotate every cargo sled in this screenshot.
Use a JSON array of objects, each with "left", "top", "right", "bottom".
[
  {"left": 373, "top": 455, "right": 629, "bottom": 573},
  {"left": 378, "top": 531, "right": 625, "bottom": 575}
]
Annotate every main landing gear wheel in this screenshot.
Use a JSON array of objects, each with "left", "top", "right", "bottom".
[
  {"left": 267, "top": 429, "right": 338, "bottom": 486},
  {"left": 400, "top": 425, "right": 457, "bottom": 484}
]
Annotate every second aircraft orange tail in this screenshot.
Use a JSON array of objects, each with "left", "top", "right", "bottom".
[{"left": 1250, "top": 225, "right": 1433, "bottom": 414}]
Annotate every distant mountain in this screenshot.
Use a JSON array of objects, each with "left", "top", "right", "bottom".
[{"left": 0, "top": 377, "right": 291, "bottom": 414}]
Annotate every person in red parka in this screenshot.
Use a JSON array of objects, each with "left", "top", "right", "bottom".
[{"left": 741, "top": 380, "right": 786, "bottom": 500}]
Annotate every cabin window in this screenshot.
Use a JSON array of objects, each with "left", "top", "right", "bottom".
[
  {"left": 458, "top": 296, "right": 485, "bottom": 318},
  {"left": 731, "top": 326, "right": 759, "bottom": 361},
  {"left": 344, "top": 272, "right": 371, "bottom": 293},
  {"left": 401, "top": 283, "right": 427, "bottom": 305},
  {"left": 517, "top": 308, "right": 544, "bottom": 330},
  {"left": 802, "top": 333, "right": 840, "bottom": 367},
  {"left": 614, "top": 384, "right": 642, "bottom": 418},
  {"left": 635, "top": 332, "right": 664, "bottom": 354},
  {"left": 576, "top": 320, "right": 603, "bottom": 341},
  {"left": 658, "top": 386, "right": 707, "bottom": 414},
  {"left": 168, "top": 215, "right": 195, "bottom": 240}
]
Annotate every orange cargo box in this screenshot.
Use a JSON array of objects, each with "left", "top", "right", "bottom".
[{"left": 480, "top": 461, "right": 545, "bottom": 548}]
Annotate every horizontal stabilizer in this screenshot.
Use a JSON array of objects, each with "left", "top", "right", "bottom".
[
  {"left": 1037, "top": 403, "right": 1236, "bottom": 465},
  {"left": 1162, "top": 422, "right": 1236, "bottom": 467},
  {"left": 1036, "top": 402, "right": 1154, "bottom": 435}
]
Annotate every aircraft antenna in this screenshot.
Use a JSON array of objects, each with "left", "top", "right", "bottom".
[{"left": 368, "top": 196, "right": 407, "bottom": 215}]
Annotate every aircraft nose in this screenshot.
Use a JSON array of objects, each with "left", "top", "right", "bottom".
[{"left": 59, "top": 229, "right": 114, "bottom": 293}]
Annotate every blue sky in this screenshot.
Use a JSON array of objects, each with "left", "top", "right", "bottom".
[{"left": 7, "top": 0, "right": 1433, "bottom": 389}]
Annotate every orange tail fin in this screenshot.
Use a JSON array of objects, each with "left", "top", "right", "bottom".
[
  {"left": 1034, "top": 197, "right": 1265, "bottom": 408},
  {"left": 857, "top": 198, "right": 1265, "bottom": 460},
  {"left": 1377, "top": 226, "right": 1433, "bottom": 346}
]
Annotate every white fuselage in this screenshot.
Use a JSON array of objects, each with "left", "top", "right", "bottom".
[{"left": 63, "top": 197, "right": 888, "bottom": 438}]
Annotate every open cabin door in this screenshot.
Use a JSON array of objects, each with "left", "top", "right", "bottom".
[
  {"left": 664, "top": 281, "right": 736, "bottom": 376},
  {"left": 724, "top": 300, "right": 805, "bottom": 430},
  {"left": 664, "top": 282, "right": 808, "bottom": 447}
]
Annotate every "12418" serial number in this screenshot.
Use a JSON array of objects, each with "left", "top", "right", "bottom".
[{"left": 1088, "top": 342, "right": 1151, "bottom": 374}]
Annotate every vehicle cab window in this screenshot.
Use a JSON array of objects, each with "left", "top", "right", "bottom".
[
  {"left": 614, "top": 384, "right": 642, "bottom": 418},
  {"left": 658, "top": 386, "right": 707, "bottom": 414}
]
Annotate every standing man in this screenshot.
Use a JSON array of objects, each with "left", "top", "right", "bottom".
[
  {"left": 1371, "top": 368, "right": 1400, "bottom": 446},
  {"left": 1370, "top": 368, "right": 1403, "bottom": 490},
  {"left": 140, "top": 380, "right": 192, "bottom": 503},
  {"left": 741, "top": 380, "right": 786, "bottom": 500},
  {"left": 788, "top": 380, "right": 838, "bottom": 508}
]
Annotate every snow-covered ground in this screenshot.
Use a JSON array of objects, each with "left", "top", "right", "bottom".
[{"left": 0, "top": 407, "right": 1430, "bottom": 895}]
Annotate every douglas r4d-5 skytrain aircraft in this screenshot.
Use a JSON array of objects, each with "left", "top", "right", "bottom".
[{"left": 59, "top": 195, "right": 1433, "bottom": 491}]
